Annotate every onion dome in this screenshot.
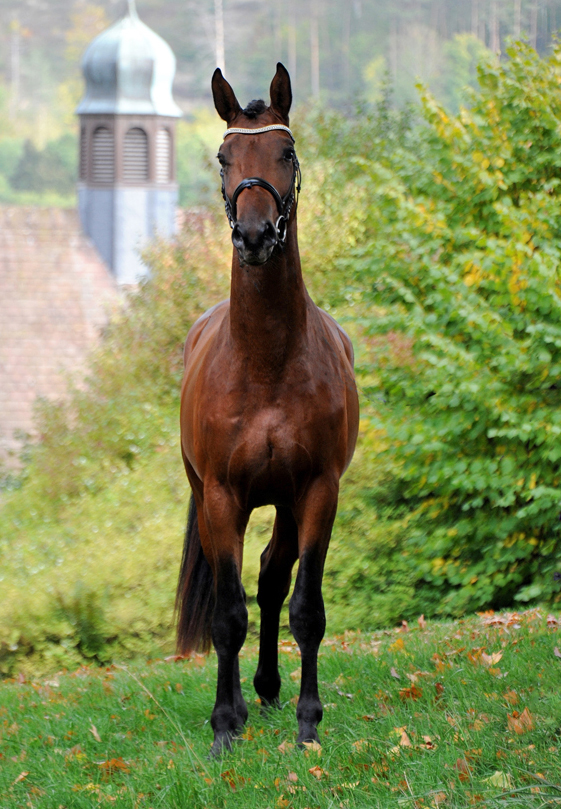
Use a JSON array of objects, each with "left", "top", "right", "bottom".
[{"left": 76, "top": 0, "right": 181, "bottom": 117}]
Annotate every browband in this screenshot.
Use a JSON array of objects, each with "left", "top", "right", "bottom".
[{"left": 223, "top": 125, "right": 295, "bottom": 142}]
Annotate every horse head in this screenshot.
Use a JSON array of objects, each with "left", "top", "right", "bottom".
[{"left": 212, "top": 63, "right": 300, "bottom": 266}]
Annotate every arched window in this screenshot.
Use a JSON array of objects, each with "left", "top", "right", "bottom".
[
  {"left": 123, "top": 127, "right": 149, "bottom": 182},
  {"left": 92, "top": 126, "right": 114, "bottom": 183},
  {"left": 79, "top": 127, "right": 87, "bottom": 180},
  {"left": 155, "top": 127, "right": 172, "bottom": 183}
]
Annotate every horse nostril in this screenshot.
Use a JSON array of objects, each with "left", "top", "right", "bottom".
[
  {"left": 263, "top": 221, "right": 277, "bottom": 243},
  {"left": 232, "top": 223, "right": 244, "bottom": 248}
]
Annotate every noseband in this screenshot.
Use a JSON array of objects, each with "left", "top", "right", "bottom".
[{"left": 220, "top": 125, "right": 302, "bottom": 244}]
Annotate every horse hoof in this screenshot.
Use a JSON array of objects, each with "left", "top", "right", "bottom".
[
  {"left": 260, "top": 696, "right": 281, "bottom": 713},
  {"left": 296, "top": 728, "right": 320, "bottom": 747},
  {"left": 208, "top": 733, "right": 234, "bottom": 758}
]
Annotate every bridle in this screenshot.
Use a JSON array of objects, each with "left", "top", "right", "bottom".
[{"left": 220, "top": 125, "right": 302, "bottom": 244}]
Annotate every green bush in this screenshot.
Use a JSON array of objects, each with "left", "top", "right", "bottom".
[{"left": 352, "top": 41, "right": 561, "bottom": 616}]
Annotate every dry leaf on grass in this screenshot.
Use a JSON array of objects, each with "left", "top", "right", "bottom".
[
  {"left": 308, "top": 765, "right": 328, "bottom": 779},
  {"left": 399, "top": 685, "right": 423, "bottom": 701},
  {"left": 302, "top": 740, "right": 322, "bottom": 754},
  {"left": 507, "top": 707, "right": 534, "bottom": 735},
  {"left": 13, "top": 771, "right": 29, "bottom": 785},
  {"left": 503, "top": 689, "right": 518, "bottom": 705},
  {"left": 277, "top": 741, "right": 295, "bottom": 754},
  {"left": 390, "top": 667, "right": 401, "bottom": 679},
  {"left": 481, "top": 652, "right": 503, "bottom": 667},
  {"left": 454, "top": 758, "right": 472, "bottom": 782},
  {"left": 554, "top": 647, "right": 561, "bottom": 659},
  {"left": 89, "top": 724, "right": 101, "bottom": 742},
  {"left": 97, "top": 757, "right": 130, "bottom": 776},
  {"left": 418, "top": 614, "right": 427, "bottom": 630}
]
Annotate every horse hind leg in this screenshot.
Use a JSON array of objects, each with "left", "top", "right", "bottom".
[{"left": 253, "top": 506, "right": 298, "bottom": 707}]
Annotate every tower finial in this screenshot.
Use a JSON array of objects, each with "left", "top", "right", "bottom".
[{"left": 127, "top": 0, "right": 138, "bottom": 18}]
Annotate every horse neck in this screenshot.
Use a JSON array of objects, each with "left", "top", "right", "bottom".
[{"left": 229, "top": 222, "right": 308, "bottom": 372}]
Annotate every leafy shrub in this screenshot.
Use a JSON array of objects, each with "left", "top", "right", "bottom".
[{"left": 353, "top": 41, "right": 561, "bottom": 615}]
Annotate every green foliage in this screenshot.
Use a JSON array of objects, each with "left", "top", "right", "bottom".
[
  {"left": 352, "top": 41, "right": 561, "bottom": 616},
  {"left": 9, "top": 134, "right": 77, "bottom": 195}
]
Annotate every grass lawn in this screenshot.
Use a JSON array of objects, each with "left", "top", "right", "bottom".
[{"left": 0, "top": 609, "right": 560, "bottom": 808}]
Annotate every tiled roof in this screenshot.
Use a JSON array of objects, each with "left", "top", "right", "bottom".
[{"left": 0, "top": 207, "right": 120, "bottom": 465}]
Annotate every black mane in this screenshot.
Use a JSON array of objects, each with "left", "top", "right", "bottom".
[{"left": 242, "top": 99, "right": 268, "bottom": 118}]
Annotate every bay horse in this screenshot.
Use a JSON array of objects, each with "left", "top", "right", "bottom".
[{"left": 176, "top": 63, "right": 359, "bottom": 755}]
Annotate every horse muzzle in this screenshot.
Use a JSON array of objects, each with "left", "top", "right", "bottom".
[{"left": 232, "top": 220, "right": 279, "bottom": 265}]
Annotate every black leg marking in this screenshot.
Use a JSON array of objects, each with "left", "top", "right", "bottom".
[
  {"left": 289, "top": 549, "right": 327, "bottom": 745},
  {"left": 210, "top": 558, "right": 248, "bottom": 756},
  {"left": 253, "top": 507, "right": 298, "bottom": 707}
]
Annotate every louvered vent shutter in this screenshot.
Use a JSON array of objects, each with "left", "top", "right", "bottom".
[
  {"left": 155, "top": 128, "right": 171, "bottom": 183},
  {"left": 92, "top": 127, "right": 114, "bottom": 183},
  {"left": 123, "top": 127, "right": 149, "bottom": 182},
  {"left": 79, "top": 127, "right": 87, "bottom": 180}
]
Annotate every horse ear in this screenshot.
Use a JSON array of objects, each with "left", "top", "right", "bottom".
[
  {"left": 269, "top": 62, "right": 292, "bottom": 123},
  {"left": 212, "top": 68, "right": 242, "bottom": 123}
]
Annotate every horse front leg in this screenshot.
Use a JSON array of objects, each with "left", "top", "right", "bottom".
[
  {"left": 290, "top": 478, "right": 338, "bottom": 745},
  {"left": 204, "top": 488, "right": 249, "bottom": 756},
  {"left": 254, "top": 506, "right": 298, "bottom": 707}
]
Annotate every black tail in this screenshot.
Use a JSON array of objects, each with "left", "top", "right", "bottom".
[{"left": 175, "top": 495, "right": 215, "bottom": 654}]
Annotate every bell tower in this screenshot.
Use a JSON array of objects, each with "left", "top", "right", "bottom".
[{"left": 76, "top": 0, "right": 182, "bottom": 285}]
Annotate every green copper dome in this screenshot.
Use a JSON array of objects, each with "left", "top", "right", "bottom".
[{"left": 77, "top": 0, "right": 181, "bottom": 117}]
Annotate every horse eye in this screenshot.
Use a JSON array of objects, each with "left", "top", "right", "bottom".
[
  {"left": 217, "top": 153, "right": 227, "bottom": 166},
  {"left": 283, "top": 150, "right": 295, "bottom": 162}
]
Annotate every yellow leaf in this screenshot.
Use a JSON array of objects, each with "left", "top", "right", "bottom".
[{"left": 483, "top": 771, "right": 513, "bottom": 789}]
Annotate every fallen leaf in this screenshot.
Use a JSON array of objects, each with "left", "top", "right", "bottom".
[
  {"left": 287, "top": 772, "right": 298, "bottom": 782},
  {"left": 481, "top": 652, "right": 503, "bottom": 667},
  {"left": 277, "top": 741, "right": 295, "bottom": 754},
  {"left": 503, "top": 690, "right": 518, "bottom": 705},
  {"left": 454, "top": 758, "right": 472, "bottom": 782},
  {"left": 240, "top": 727, "right": 254, "bottom": 741},
  {"left": 418, "top": 614, "right": 427, "bottom": 630},
  {"left": 554, "top": 647, "right": 561, "bottom": 659},
  {"left": 308, "top": 765, "right": 328, "bottom": 779},
  {"left": 430, "top": 791, "right": 447, "bottom": 807},
  {"left": 164, "top": 653, "right": 190, "bottom": 663},
  {"left": 290, "top": 668, "right": 301, "bottom": 681},
  {"left": 89, "top": 724, "right": 102, "bottom": 743},
  {"left": 393, "top": 726, "right": 412, "bottom": 747},
  {"left": 390, "top": 638, "right": 405, "bottom": 652},
  {"left": 507, "top": 707, "right": 534, "bottom": 735},
  {"left": 13, "top": 771, "right": 29, "bottom": 785},
  {"left": 220, "top": 769, "right": 246, "bottom": 791},
  {"left": 399, "top": 685, "right": 423, "bottom": 701},
  {"left": 400, "top": 620, "right": 409, "bottom": 633},
  {"left": 390, "top": 667, "right": 401, "bottom": 680},
  {"left": 351, "top": 739, "right": 369, "bottom": 753},
  {"left": 482, "top": 771, "right": 513, "bottom": 789},
  {"left": 97, "top": 757, "right": 130, "bottom": 776},
  {"left": 547, "top": 614, "right": 559, "bottom": 627},
  {"left": 435, "top": 682, "right": 445, "bottom": 699},
  {"left": 302, "top": 740, "right": 322, "bottom": 754}
]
